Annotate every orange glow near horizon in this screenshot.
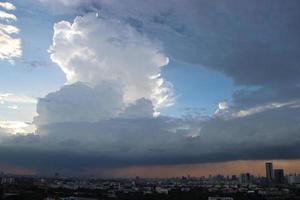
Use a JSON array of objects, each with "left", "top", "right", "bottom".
[
  {"left": 88, "top": 160, "right": 300, "bottom": 178},
  {"left": 0, "top": 163, "right": 36, "bottom": 175},
  {"left": 1, "top": 160, "right": 300, "bottom": 178}
]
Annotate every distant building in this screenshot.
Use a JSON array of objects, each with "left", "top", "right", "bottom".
[
  {"left": 288, "top": 175, "right": 300, "bottom": 186},
  {"left": 208, "top": 197, "right": 234, "bottom": 200},
  {"left": 59, "top": 197, "right": 98, "bottom": 200},
  {"left": 155, "top": 187, "right": 169, "bottom": 194},
  {"left": 239, "top": 173, "right": 250, "bottom": 184},
  {"left": 231, "top": 175, "right": 237, "bottom": 181},
  {"left": 274, "top": 169, "right": 284, "bottom": 184},
  {"left": 265, "top": 162, "right": 273, "bottom": 183},
  {"left": 1, "top": 177, "right": 15, "bottom": 185}
]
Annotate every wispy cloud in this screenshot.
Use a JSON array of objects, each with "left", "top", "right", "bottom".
[
  {"left": 0, "top": 2, "right": 16, "bottom": 10},
  {"left": 0, "top": 121, "right": 34, "bottom": 134},
  {"left": 231, "top": 100, "right": 300, "bottom": 119},
  {"left": 0, "top": 93, "right": 37, "bottom": 104},
  {"left": 0, "top": 10, "right": 16, "bottom": 21},
  {"left": 7, "top": 105, "right": 18, "bottom": 110},
  {"left": 0, "top": 2, "right": 22, "bottom": 61}
]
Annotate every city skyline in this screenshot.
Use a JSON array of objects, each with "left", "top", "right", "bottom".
[{"left": 0, "top": 0, "right": 300, "bottom": 178}]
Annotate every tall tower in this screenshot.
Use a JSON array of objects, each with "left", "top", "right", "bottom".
[
  {"left": 265, "top": 162, "right": 273, "bottom": 183},
  {"left": 274, "top": 169, "right": 285, "bottom": 184}
]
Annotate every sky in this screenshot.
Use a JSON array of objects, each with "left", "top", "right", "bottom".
[{"left": 0, "top": 0, "right": 300, "bottom": 177}]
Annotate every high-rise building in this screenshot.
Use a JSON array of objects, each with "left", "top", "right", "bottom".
[
  {"left": 274, "top": 169, "right": 285, "bottom": 184},
  {"left": 265, "top": 162, "right": 273, "bottom": 182}
]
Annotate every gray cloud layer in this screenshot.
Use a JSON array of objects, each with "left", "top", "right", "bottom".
[{"left": 1, "top": 102, "right": 300, "bottom": 173}]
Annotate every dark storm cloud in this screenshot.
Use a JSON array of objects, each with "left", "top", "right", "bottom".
[
  {"left": 1, "top": 103, "right": 300, "bottom": 173},
  {"left": 118, "top": 0, "right": 300, "bottom": 110},
  {"left": 43, "top": 0, "right": 300, "bottom": 87},
  {"left": 145, "top": 0, "right": 300, "bottom": 87},
  {"left": 233, "top": 86, "right": 300, "bottom": 108}
]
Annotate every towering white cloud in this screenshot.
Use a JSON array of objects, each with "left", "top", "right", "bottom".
[
  {"left": 0, "top": 2, "right": 21, "bottom": 61},
  {"left": 49, "top": 13, "right": 172, "bottom": 113}
]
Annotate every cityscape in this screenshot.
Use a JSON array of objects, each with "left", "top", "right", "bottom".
[
  {"left": 0, "top": 162, "right": 299, "bottom": 199},
  {"left": 1, "top": 0, "right": 300, "bottom": 200}
]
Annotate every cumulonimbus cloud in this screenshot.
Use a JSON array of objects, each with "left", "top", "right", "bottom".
[
  {"left": 49, "top": 13, "right": 173, "bottom": 113},
  {"left": 0, "top": 0, "right": 300, "bottom": 174},
  {"left": 40, "top": 0, "right": 300, "bottom": 107}
]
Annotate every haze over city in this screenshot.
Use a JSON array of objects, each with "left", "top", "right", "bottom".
[{"left": 0, "top": 0, "right": 300, "bottom": 179}]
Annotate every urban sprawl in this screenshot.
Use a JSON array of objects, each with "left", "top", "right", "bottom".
[{"left": 0, "top": 162, "right": 300, "bottom": 200}]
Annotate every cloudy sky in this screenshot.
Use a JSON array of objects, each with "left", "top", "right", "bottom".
[{"left": 0, "top": 0, "right": 300, "bottom": 177}]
